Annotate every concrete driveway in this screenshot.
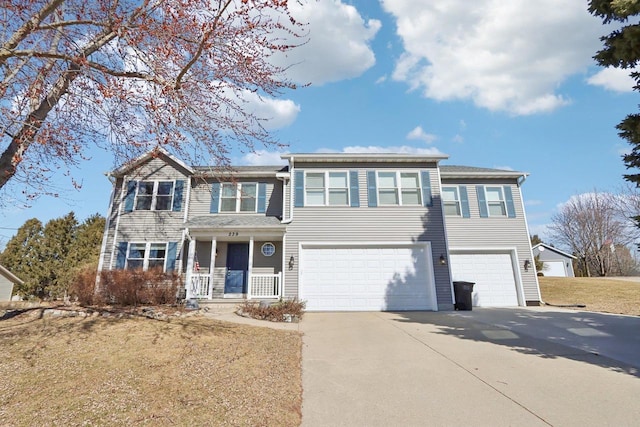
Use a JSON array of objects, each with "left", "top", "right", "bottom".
[{"left": 300, "top": 308, "right": 640, "bottom": 427}]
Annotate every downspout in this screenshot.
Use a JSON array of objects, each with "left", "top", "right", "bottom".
[{"left": 281, "top": 155, "right": 294, "bottom": 224}]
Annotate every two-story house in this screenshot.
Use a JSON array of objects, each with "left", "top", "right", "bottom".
[{"left": 97, "top": 148, "right": 541, "bottom": 311}]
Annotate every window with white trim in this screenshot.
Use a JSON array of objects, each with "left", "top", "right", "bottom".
[
  {"left": 127, "top": 242, "right": 167, "bottom": 271},
  {"left": 220, "top": 183, "right": 257, "bottom": 212},
  {"left": 442, "top": 187, "right": 461, "bottom": 216},
  {"left": 377, "top": 171, "right": 422, "bottom": 205},
  {"left": 485, "top": 186, "right": 507, "bottom": 216},
  {"left": 305, "top": 171, "right": 349, "bottom": 206},
  {"left": 135, "top": 181, "right": 174, "bottom": 211}
]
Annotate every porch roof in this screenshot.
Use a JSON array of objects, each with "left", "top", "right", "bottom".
[{"left": 185, "top": 215, "right": 286, "bottom": 230}]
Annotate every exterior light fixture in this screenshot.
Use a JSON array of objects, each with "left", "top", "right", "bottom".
[
  {"left": 524, "top": 259, "right": 531, "bottom": 272},
  {"left": 439, "top": 254, "right": 447, "bottom": 265},
  {"left": 289, "top": 255, "right": 295, "bottom": 270}
]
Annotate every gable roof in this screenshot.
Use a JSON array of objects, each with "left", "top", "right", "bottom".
[
  {"left": 110, "top": 147, "right": 194, "bottom": 177},
  {"left": 532, "top": 243, "right": 577, "bottom": 259},
  {"left": 0, "top": 264, "right": 24, "bottom": 285}
]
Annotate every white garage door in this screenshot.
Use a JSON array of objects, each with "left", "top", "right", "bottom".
[
  {"left": 300, "top": 244, "right": 436, "bottom": 311},
  {"left": 543, "top": 261, "right": 566, "bottom": 277},
  {"left": 450, "top": 253, "right": 519, "bottom": 307}
]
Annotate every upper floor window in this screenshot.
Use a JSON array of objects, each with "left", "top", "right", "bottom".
[
  {"left": 485, "top": 186, "right": 507, "bottom": 216},
  {"left": 135, "top": 181, "right": 174, "bottom": 211},
  {"left": 221, "top": 183, "right": 257, "bottom": 212},
  {"left": 377, "top": 171, "right": 422, "bottom": 206},
  {"left": 442, "top": 187, "right": 461, "bottom": 216},
  {"left": 305, "top": 172, "right": 349, "bottom": 206},
  {"left": 127, "top": 242, "right": 167, "bottom": 271}
]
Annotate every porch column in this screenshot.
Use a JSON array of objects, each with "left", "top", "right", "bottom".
[
  {"left": 209, "top": 238, "right": 217, "bottom": 299},
  {"left": 185, "top": 239, "right": 196, "bottom": 299},
  {"left": 247, "top": 236, "right": 254, "bottom": 299}
]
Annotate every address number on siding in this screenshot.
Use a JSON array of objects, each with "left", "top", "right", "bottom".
[{"left": 228, "top": 232, "right": 239, "bottom": 236}]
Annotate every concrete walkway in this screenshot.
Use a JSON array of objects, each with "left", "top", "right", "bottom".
[{"left": 300, "top": 309, "right": 640, "bottom": 427}]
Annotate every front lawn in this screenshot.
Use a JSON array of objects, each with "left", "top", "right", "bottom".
[
  {"left": 0, "top": 307, "right": 302, "bottom": 426},
  {"left": 539, "top": 276, "right": 640, "bottom": 316}
]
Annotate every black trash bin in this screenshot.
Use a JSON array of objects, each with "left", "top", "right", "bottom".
[{"left": 453, "top": 281, "right": 475, "bottom": 311}]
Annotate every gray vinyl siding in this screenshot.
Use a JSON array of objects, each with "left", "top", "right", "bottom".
[
  {"left": 285, "top": 164, "right": 453, "bottom": 309},
  {"left": 187, "top": 177, "right": 282, "bottom": 219},
  {"left": 100, "top": 157, "right": 189, "bottom": 271},
  {"left": 442, "top": 178, "right": 540, "bottom": 303}
]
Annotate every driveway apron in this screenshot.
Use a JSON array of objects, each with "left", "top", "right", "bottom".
[{"left": 300, "top": 309, "right": 640, "bottom": 427}]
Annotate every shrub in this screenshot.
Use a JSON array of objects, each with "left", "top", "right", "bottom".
[
  {"left": 68, "top": 263, "right": 103, "bottom": 306},
  {"left": 239, "top": 298, "right": 306, "bottom": 322},
  {"left": 98, "top": 269, "right": 180, "bottom": 306}
]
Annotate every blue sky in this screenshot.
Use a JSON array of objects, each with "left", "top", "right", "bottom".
[{"left": 1, "top": 0, "right": 638, "bottom": 249}]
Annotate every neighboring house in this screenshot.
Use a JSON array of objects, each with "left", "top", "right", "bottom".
[
  {"left": 97, "top": 148, "right": 541, "bottom": 311},
  {"left": 532, "top": 243, "right": 576, "bottom": 277},
  {"left": 0, "top": 264, "right": 23, "bottom": 302}
]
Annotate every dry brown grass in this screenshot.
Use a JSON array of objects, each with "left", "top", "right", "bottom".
[
  {"left": 539, "top": 276, "right": 640, "bottom": 317},
  {"left": 0, "top": 307, "right": 302, "bottom": 426}
]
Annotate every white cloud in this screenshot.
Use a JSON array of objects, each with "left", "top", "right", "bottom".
[
  {"left": 587, "top": 67, "right": 636, "bottom": 93},
  {"left": 452, "top": 134, "right": 464, "bottom": 143},
  {"left": 381, "top": 0, "right": 604, "bottom": 115},
  {"left": 240, "top": 91, "right": 301, "bottom": 130},
  {"left": 406, "top": 126, "right": 437, "bottom": 143},
  {"left": 280, "top": 0, "right": 381, "bottom": 85},
  {"left": 239, "top": 150, "right": 288, "bottom": 166},
  {"left": 525, "top": 199, "right": 543, "bottom": 206},
  {"left": 493, "top": 165, "right": 514, "bottom": 171}
]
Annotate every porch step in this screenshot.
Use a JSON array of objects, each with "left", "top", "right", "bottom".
[{"left": 196, "top": 299, "right": 244, "bottom": 314}]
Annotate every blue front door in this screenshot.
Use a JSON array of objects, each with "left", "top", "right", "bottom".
[{"left": 225, "top": 243, "right": 249, "bottom": 294}]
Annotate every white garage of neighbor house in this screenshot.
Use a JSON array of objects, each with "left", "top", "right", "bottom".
[
  {"left": 532, "top": 243, "right": 576, "bottom": 277},
  {"left": 0, "top": 264, "right": 23, "bottom": 302}
]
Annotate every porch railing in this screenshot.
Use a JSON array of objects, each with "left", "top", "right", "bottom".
[
  {"left": 248, "top": 273, "right": 282, "bottom": 299},
  {"left": 186, "top": 272, "right": 282, "bottom": 300},
  {"left": 190, "top": 273, "right": 212, "bottom": 299}
]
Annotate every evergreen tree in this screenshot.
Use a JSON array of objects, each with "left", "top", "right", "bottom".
[
  {"left": 0, "top": 218, "right": 44, "bottom": 296},
  {"left": 589, "top": 1, "right": 640, "bottom": 191},
  {"left": 58, "top": 214, "right": 106, "bottom": 293},
  {"left": 40, "top": 212, "right": 79, "bottom": 297},
  {"left": 0, "top": 212, "right": 105, "bottom": 298}
]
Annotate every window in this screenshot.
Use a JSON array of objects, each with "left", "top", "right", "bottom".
[
  {"left": 220, "top": 183, "right": 257, "bottom": 212},
  {"left": 261, "top": 242, "right": 276, "bottom": 257},
  {"left": 126, "top": 242, "right": 167, "bottom": 271},
  {"left": 135, "top": 181, "right": 174, "bottom": 211},
  {"left": 485, "top": 187, "right": 507, "bottom": 216},
  {"left": 442, "top": 187, "right": 461, "bottom": 216},
  {"left": 377, "top": 171, "right": 422, "bottom": 205},
  {"left": 305, "top": 172, "right": 349, "bottom": 206}
]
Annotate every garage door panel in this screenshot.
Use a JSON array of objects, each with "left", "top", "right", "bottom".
[
  {"left": 450, "top": 253, "right": 519, "bottom": 307},
  {"left": 301, "top": 245, "right": 435, "bottom": 311},
  {"left": 543, "top": 261, "right": 566, "bottom": 277}
]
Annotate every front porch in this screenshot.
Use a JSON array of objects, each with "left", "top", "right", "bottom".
[{"left": 183, "top": 218, "right": 286, "bottom": 301}]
